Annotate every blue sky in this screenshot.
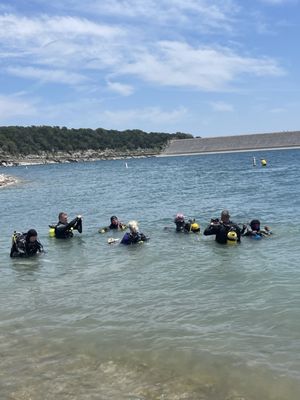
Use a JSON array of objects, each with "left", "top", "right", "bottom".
[{"left": 0, "top": 0, "right": 299, "bottom": 136}]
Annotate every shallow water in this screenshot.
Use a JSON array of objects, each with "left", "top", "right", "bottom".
[{"left": 1, "top": 149, "right": 300, "bottom": 399}]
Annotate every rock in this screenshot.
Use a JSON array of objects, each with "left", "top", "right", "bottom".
[{"left": 0, "top": 174, "right": 18, "bottom": 187}]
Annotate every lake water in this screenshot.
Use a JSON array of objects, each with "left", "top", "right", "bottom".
[{"left": 1, "top": 149, "right": 300, "bottom": 399}]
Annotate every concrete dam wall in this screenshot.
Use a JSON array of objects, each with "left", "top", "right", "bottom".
[{"left": 161, "top": 131, "right": 300, "bottom": 155}]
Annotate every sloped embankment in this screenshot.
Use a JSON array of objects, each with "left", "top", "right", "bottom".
[{"left": 161, "top": 131, "right": 300, "bottom": 155}]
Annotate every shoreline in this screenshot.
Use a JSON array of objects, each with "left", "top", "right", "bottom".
[
  {"left": 0, "top": 150, "right": 158, "bottom": 168},
  {"left": 1, "top": 144, "right": 300, "bottom": 168}
]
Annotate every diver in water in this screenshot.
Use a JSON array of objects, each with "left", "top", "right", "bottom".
[
  {"left": 10, "top": 229, "right": 44, "bottom": 257},
  {"left": 242, "top": 219, "right": 272, "bottom": 238},
  {"left": 185, "top": 219, "right": 201, "bottom": 233},
  {"left": 99, "top": 216, "right": 127, "bottom": 233},
  {"left": 174, "top": 213, "right": 186, "bottom": 232},
  {"left": 174, "top": 213, "right": 200, "bottom": 233},
  {"left": 203, "top": 209, "right": 241, "bottom": 244},
  {"left": 120, "top": 220, "right": 149, "bottom": 245},
  {"left": 51, "top": 212, "right": 83, "bottom": 239},
  {"left": 109, "top": 216, "right": 126, "bottom": 230}
]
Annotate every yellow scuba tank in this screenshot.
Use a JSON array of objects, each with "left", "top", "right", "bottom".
[
  {"left": 227, "top": 230, "right": 238, "bottom": 244},
  {"left": 191, "top": 222, "right": 200, "bottom": 233},
  {"left": 49, "top": 227, "right": 55, "bottom": 237}
]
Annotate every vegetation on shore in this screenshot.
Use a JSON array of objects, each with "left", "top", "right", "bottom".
[{"left": 0, "top": 126, "right": 192, "bottom": 157}]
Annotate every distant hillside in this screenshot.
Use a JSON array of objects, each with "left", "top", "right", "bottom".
[
  {"left": 0, "top": 126, "right": 192, "bottom": 156},
  {"left": 161, "top": 131, "right": 300, "bottom": 155}
]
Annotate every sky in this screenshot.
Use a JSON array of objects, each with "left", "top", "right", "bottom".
[{"left": 0, "top": 0, "right": 299, "bottom": 137}]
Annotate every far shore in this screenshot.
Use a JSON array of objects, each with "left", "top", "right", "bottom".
[
  {"left": 0, "top": 150, "right": 157, "bottom": 168},
  {"left": 1, "top": 144, "right": 299, "bottom": 171}
]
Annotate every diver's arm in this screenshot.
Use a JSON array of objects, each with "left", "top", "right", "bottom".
[
  {"left": 203, "top": 223, "right": 219, "bottom": 236},
  {"left": 235, "top": 224, "right": 242, "bottom": 242},
  {"left": 261, "top": 226, "right": 272, "bottom": 235},
  {"left": 140, "top": 233, "right": 149, "bottom": 241},
  {"left": 37, "top": 241, "right": 44, "bottom": 253},
  {"left": 66, "top": 216, "right": 80, "bottom": 230}
]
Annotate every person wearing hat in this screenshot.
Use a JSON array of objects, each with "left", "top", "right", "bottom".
[
  {"left": 10, "top": 229, "right": 44, "bottom": 257},
  {"left": 174, "top": 213, "right": 187, "bottom": 232},
  {"left": 174, "top": 213, "right": 200, "bottom": 233},
  {"left": 203, "top": 209, "right": 241, "bottom": 244},
  {"left": 120, "top": 220, "right": 149, "bottom": 245}
]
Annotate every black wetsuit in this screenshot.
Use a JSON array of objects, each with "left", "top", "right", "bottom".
[
  {"left": 54, "top": 217, "right": 82, "bottom": 239},
  {"left": 175, "top": 220, "right": 191, "bottom": 233},
  {"left": 203, "top": 220, "right": 241, "bottom": 244},
  {"left": 10, "top": 233, "right": 43, "bottom": 257},
  {"left": 109, "top": 222, "right": 126, "bottom": 230}
]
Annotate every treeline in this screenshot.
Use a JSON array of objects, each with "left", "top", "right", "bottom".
[{"left": 0, "top": 126, "right": 192, "bottom": 155}]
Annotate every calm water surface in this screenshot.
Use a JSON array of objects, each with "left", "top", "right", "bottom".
[{"left": 0, "top": 149, "right": 300, "bottom": 399}]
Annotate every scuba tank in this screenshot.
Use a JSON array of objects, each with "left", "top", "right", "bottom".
[
  {"left": 227, "top": 230, "right": 238, "bottom": 244},
  {"left": 191, "top": 222, "right": 200, "bottom": 233},
  {"left": 49, "top": 225, "right": 56, "bottom": 237}
]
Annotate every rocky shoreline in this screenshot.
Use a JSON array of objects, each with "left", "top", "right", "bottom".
[{"left": 0, "top": 148, "right": 158, "bottom": 167}]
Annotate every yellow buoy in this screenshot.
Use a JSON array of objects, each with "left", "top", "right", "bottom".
[
  {"left": 49, "top": 227, "right": 55, "bottom": 237},
  {"left": 261, "top": 159, "right": 267, "bottom": 167}
]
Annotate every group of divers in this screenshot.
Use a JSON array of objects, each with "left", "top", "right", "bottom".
[{"left": 9, "top": 210, "right": 272, "bottom": 258}]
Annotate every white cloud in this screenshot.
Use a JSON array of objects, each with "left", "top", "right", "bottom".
[
  {"left": 106, "top": 81, "right": 134, "bottom": 96},
  {"left": 0, "top": 14, "right": 126, "bottom": 70},
  {"left": 121, "top": 41, "right": 284, "bottom": 91},
  {"left": 0, "top": 10, "right": 285, "bottom": 94},
  {"left": 0, "top": 95, "right": 37, "bottom": 121},
  {"left": 210, "top": 101, "right": 234, "bottom": 112},
  {"left": 6, "top": 66, "right": 88, "bottom": 85},
  {"left": 0, "top": 14, "right": 123, "bottom": 41},
  {"left": 49, "top": 0, "right": 238, "bottom": 32}
]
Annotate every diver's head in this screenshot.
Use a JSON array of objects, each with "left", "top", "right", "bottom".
[
  {"left": 59, "top": 212, "right": 68, "bottom": 224},
  {"left": 128, "top": 220, "right": 139, "bottom": 234},
  {"left": 250, "top": 219, "right": 260, "bottom": 231},
  {"left": 110, "top": 215, "right": 119, "bottom": 225},
  {"left": 221, "top": 209, "right": 230, "bottom": 223},
  {"left": 175, "top": 213, "right": 184, "bottom": 221},
  {"left": 26, "top": 229, "right": 38, "bottom": 243}
]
